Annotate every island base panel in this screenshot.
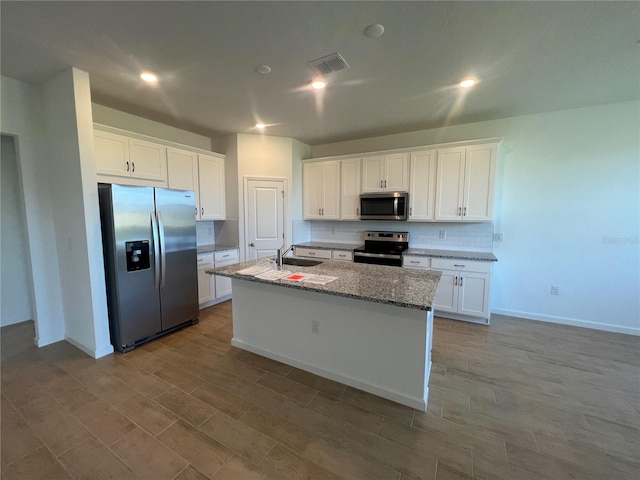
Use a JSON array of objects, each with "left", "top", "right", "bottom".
[{"left": 230, "top": 279, "right": 433, "bottom": 411}]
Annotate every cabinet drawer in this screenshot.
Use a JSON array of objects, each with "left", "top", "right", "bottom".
[
  {"left": 295, "top": 247, "right": 332, "bottom": 259},
  {"left": 197, "top": 253, "right": 214, "bottom": 268},
  {"left": 431, "top": 258, "right": 492, "bottom": 273},
  {"left": 215, "top": 249, "right": 238, "bottom": 263},
  {"left": 332, "top": 250, "right": 353, "bottom": 261},
  {"left": 403, "top": 256, "right": 430, "bottom": 269}
]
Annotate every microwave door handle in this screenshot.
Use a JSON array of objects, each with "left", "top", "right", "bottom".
[{"left": 393, "top": 197, "right": 399, "bottom": 217}]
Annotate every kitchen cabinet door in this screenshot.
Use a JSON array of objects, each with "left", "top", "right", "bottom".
[
  {"left": 458, "top": 272, "right": 491, "bottom": 318},
  {"left": 408, "top": 150, "right": 436, "bottom": 221},
  {"left": 435, "top": 147, "right": 465, "bottom": 221},
  {"left": 198, "top": 154, "right": 225, "bottom": 220},
  {"left": 94, "top": 130, "right": 130, "bottom": 177},
  {"left": 340, "top": 158, "right": 361, "bottom": 220},
  {"left": 197, "top": 253, "right": 215, "bottom": 305},
  {"left": 361, "top": 155, "right": 385, "bottom": 192},
  {"left": 432, "top": 270, "right": 458, "bottom": 313},
  {"left": 320, "top": 161, "right": 340, "bottom": 219},
  {"left": 384, "top": 153, "right": 409, "bottom": 191},
  {"left": 128, "top": 138, "right": 167, "bottom": 181},
  {"left": 463, "top": 144, "right": 496, "bottom": 221},
  {"left": 303, "top": 163, "right": 323, "bottom": 219},
  {"left": 302, "top": 161, "right": 340, "bottom": 220},
  {"left": 167, "top": 148, "right": 200, "bottom": 218}
]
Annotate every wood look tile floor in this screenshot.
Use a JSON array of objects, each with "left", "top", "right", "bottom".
[{"left": 2, "top": 301, "right": 639, "bottom": 479}]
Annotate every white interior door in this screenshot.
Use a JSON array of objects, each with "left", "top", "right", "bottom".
[{"left": 245, "top": 179, "right": 285, "bottom": 260}]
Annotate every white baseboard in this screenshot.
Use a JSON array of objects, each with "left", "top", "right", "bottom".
[
  {"left": 65, "top": 336, "right": 114, "bottom": 359},
  {"left": 35, "top": 333, "right": 65, "bottom": 347},
  {"left": 231, "top": 338, "right": 428, "bottom": 411},
  {"left": 199, "top": 294, "right": 232, "bottom": 310},
  {"left": 491, "top": 308, "right": 640, "bottom": 336}
]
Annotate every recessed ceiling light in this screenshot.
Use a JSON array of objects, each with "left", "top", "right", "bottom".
[
  {"left": 255, "top": 123, "right": 266, "bottom": 130},
  {"left": 140, "top": 71, "right": 158, "bottom": 84},
  {"left": 364, "top": 24, "right": 385, "bottom": 38},
  {"left": 311, "top": 80, "right": 326, "bottom": 90},
  {"left": 255, "top": 64, "right": 272, "bottom": 74},
  {"left": 459, "top": 78, "right": 477, "bottom": 89}
]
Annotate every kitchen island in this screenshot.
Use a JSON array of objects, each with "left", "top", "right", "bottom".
[{"left": 207, "top": 259, "right": 441, "bottom": 410}]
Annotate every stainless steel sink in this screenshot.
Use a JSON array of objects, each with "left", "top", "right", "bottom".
[{"left": 281, "top": 258, "right": 323, "bottom": 267}]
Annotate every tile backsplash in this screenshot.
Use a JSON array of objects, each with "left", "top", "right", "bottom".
[
  {"left": 196, "top": 221, "right": 215, "bottom": 246},
  {"left": 309, "top": 221, "right": 494, "bottom": 251}
]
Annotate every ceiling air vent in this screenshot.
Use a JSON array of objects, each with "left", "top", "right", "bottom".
[{"left": 307, "top": 52, "right": 350, "bottom": 75}]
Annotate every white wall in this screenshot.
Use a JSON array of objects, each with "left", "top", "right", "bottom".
[
  {"left": 92, "top": 104, "right": 212, "bottom": 151},
  {"left": 1, "top": 135, "right": 34, "bottom": 326},
  {"left": 238, "top": 133, "right": 294, "bottom": 259},
  {"left": 310, "top": 101, "right": 640, "bottom": 335},
  {"left": 1, "top": 75, "right": 65, "bottom": 345}
]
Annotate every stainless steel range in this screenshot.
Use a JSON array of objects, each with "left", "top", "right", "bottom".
[{"left": 353, "top": 231, "right": 409, "bottom": 267}]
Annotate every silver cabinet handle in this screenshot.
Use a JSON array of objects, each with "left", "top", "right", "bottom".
[
  {"left": 126, "top": 161, "right": 130, "bottom": 172},
  {"left": 222, "top": 254, "right": 230, "bottom": 258},
  {"left": 356, "top": 208, "right": 359, "bottom": 216},
  {"left": 249, "top": 242, "right": 255, "bottom": 247},
  {"left": 410, "top": 260, "right": 420, "bottom": 264},
  {"left": 308, "top": 252, "right": 316, "bottom": 255},
  {"left": 318, "top": 208, "right": 321, "bottom": 215},
  {"left": 201, "top": 207, "right": 204, "bottom": 216},
  {"left": 454, "top": 264, "right": 465, "bottom": 267},
  {"left": 384, "top": 180, "right": 387, "bottom": 188},
  {"left": 132, "top": 162, "right": 135, "bottom": 173},
  {"left": 409, "top": 207, "right": 412, "bottom": 215},
  {"left": 458, "top": 207, "right": 462, "bottom": 216},
  {"left": 195, "top": 207, "right": 198, "bottom": 216},
  {"left": 459, "top": 277, "right": 463, "bottom": 286},
  {"left": 454, "top": 276, "right": 458, "bottom": 286},
  {"left": 463, "top": 207, "right": 467, "bottom": 216},
  {"left": 380, "top": 180, "right": 383, "bottom": 188}
]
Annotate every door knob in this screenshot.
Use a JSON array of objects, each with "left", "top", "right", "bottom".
[{"left": 249, "top": 242, "right": 255, "bottom": 247}]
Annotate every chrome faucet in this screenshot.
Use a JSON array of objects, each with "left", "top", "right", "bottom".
[{"left": 276, "top": 244, "right": 295, "bottom": 266}]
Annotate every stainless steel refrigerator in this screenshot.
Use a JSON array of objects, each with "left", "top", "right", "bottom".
[{"left": 98, "top": 183, "right": 198, "bottom": 352}]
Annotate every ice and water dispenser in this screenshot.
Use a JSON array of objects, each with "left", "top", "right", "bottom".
[{"left": 125, "top": 240, "right": 150, "bottom": 272}]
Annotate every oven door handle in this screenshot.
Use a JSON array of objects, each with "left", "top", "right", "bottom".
[{"left": 354, "top": 251, "right": 402, "bottom": 260}]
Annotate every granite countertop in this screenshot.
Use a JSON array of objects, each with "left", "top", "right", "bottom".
[
  {"left": 197, "top": 244, "right": 239, "bottom": 254},
  {"left": 404, "top": 248, "right": 498, "bottom": 262},
  {"left": 294, "top": 242, "right": 363, "bottom": 251},
  {"left": 207, "top": 259, "right": 441, "bottom": 311}
]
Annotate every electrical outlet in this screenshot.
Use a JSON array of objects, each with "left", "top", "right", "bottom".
[
  {"left": 493, "top": 233, "right": 504, "bottom": 242},
  {"left": 550, "top": 285, "right": 560, "bottom": 295},
  {"left": 439, "top": 230, "right": 447, "bottom": 240},
  {"left": 311, "top": 320, "right": 319, "bottom": 334}
]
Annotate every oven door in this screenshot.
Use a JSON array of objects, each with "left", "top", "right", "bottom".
[
  {"left": 359, "top": 193, "right": 408, "bottom": 220},
  {"left": 353, "top": 251, "right": 403, "bottom": 267}
]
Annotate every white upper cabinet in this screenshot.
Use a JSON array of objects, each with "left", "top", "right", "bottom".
[
  {"left": 198, "top": 154, "right": 226, "bottom": 220},
  {"left": 167, "top": 149, "right": 225, "bottom": 220},
  {"left": 167, "top": 147, "right": 200, "bottom": 217},
  {"left": 408, "top": 150, "right": 436, "bottom": 221},
  {"left": 94, "top": 130, "right": 166, "bottom": 182},
  {"left": 435, "top": 144, "right": 496, "bottom": 221},
  {"left": 362, "top": 153, "right": 409, "bottom": 192},
  {"left": 340, "top": 158, "right": 361, "bottom": 220},
  {"left": 303, "top": 160, "right": 340, "bottom": 220},
  {"left": 128, "top": 138, "right": 167, "bottom": 181},
  {"left": 94, "top": 130, "right": 130, "bottom": 177}
]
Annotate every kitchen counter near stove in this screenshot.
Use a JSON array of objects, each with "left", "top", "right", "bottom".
[
  {"left": 197, "top": 244, "right": 239, "bottom": 254},
  {"left": 293, "top": 241, "right": 363, "bottom": 251},
  {"left": 209, "top": 258, "right": 441, "bottom": 311},
  {"left": 404, "top": 248, "right": 497, "bottom": 262},
  {"left": 208, "top": 258, "right": 440, "bottom": 411}
]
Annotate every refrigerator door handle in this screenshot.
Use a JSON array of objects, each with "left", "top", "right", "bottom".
[
  {"left": 151, "top": 212, "right": 161, "bottom": 289},
  {"left": 157, "top": 211, "right": 167, "bottom": 288}
]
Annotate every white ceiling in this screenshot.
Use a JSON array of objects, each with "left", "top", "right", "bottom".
[{"left": 2, "top": 1, "right": 638, "bottom": 145}]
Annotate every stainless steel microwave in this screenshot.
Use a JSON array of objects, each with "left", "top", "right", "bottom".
[{"left": 359, "top": 192, "right": 409, "bottom": 220}]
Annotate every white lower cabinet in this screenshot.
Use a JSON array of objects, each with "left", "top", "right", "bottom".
[
  {"left": 404, "top": 256, "right": 492, "bottom": 323},
  {"left": 198, "top": 249, "right": 239, "bottom": 308},
  {"left": 197, "top": 253, "right": 215, "bottom": 305}
]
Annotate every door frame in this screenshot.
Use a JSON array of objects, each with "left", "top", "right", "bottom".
[{"left": 242, "top": 176, "right": 288, "bottom": 262}]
